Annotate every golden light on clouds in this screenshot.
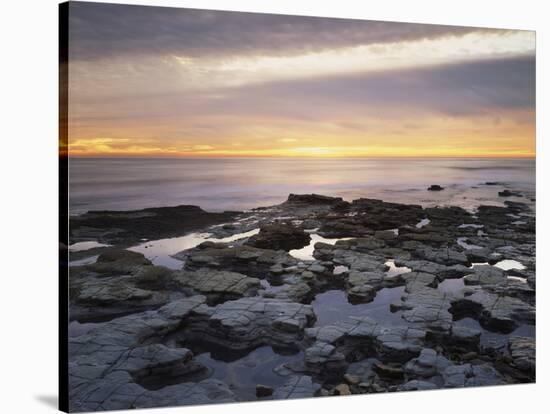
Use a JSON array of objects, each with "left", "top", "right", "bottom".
[
  {"left": 66, "top": 8, "right": 535, "bottom": 159},
  {"left": 174, "top": 31, "right": 535, "bottom": 90}
]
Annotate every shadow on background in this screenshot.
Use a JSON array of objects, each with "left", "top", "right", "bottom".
[{"left": 35, "top": 395, "right": 58, "bottom": 410}]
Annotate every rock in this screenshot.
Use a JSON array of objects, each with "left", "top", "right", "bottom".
[
  {"left": 404, "top": 348, "right": 451, "bottom": 378},
  {"left": 305, "top": 317, "right": 425, "bottom": 372},
  {"left": 401, "top": 271, "right": 438, "bottom": 292},
  {"left": 414, "top": 247, "right": 469, "bottom": 266},
  {"left": 392, "top": 287, "right": 454, "bottom": 331},
  {"left": 246, "top": 223, "right": 311, "bottom": 251},
  {"left": 443, "top": 364, "right": 505, "bottom": 388},
  {"left": 172, "top": 269, "right": 261, "bottom": 299},
  {"left": 337, "top": 237, "right": 385, "bottom": 252},
  {"left": 70, "top": 205, "right": 238, "bottom": 245},
  {"left": 398, "top": 380, "right": 438, "bottom": 391},
  {"left": 308, "top": 263, "right": 327, "bottom": 273},
  {"left": 256, "top": 384, "right": 274, "bottom": 397},
  {"left": 373, "top": 362, "right": 404, "bottom": 379},
  {"left": 89, "top": 249, "right": 152, "bottom": 275},
  {"left": 427, "top": 185, "right": 444, "bottom": 191},
  {"left": 446, "top": 325, "right": 481, "bottom": 351},
  {"left": 343, "top": 374, "right": 361, "bottom": 385},
  {"left": 449, "top": 289, "right": 535, "bottom": 333},
  {"left": 345, "top": 270, "right": 381, "bottom": 302},
  {"left": 334, "top": 383, "right": 352, "bottom": 395},
  {"left": 68, "top": 296, "right": 237, "bottom": 410},
  {"left": 508, "top": 337, "right": 535, "bottom": 373},
  {"left": 179, "top": 245, "right": 297, "bottom": 278},
  {"left": 70, "top": 274, "right": 170, "bottom": 321},
  {"left": 498, "top": 190, "right": 519, "bottom": 197},
  {"left": 463, "top": 265, "right": 506, "bottom": 286},
  {"left": 133, "top": 265, "right": 174, "bottom": 289},
  {"left": 273, "top": 376, "right": 321, "bottom": 399},
  {"left": 347, "top": 284, "right": 377, "bottom": 304},
  {"left": 186, "top": 297, "right": 316, "bottom": 350},
  {"left": 285, "top": 194, "right": 344, "bottom": 206}
]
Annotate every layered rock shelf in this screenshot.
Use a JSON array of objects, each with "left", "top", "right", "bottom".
[{"left": 67, "top": 189, "right": 536, "bottom": 411}]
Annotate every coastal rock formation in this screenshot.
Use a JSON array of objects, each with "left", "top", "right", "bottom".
[
  {"left": 68, "top": 192, "right": 536, "bottom": 407},
  {"left": 246, "top": 223, "right": 311, "bottom": 251},
  {"left": 70, "top": 205, "right": 238, "bottom": 245},
  {"left": 171, "top": 269, "right": 261, "bottom": 302}
]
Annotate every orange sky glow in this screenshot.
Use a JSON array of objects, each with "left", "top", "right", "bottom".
[{"left": 65, "top": 4, "right": 536, "bottom": 158}]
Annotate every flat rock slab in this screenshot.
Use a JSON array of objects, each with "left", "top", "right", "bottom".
[
  {"left": 188, "top": 297, "right": 316, "bottom": 349},
  {"left": 172, "top": 269, "right": 261, "bottom": 297},
  {"left": 450, "top": 289, "right": 535, "bottom": 332},
  {"left": 273, "top": 376, "right": 321, "bottom": 399},
  {"left": 304, "top": 317, "right": 425, "bottom": 371}
]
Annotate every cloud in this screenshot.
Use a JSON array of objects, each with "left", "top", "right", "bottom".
[{"left": 67, "top": 2, "right": 515, "bottom": 61}]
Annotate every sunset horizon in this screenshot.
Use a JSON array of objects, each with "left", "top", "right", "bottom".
[{"left": 65, "top": 2, "right": 535, "bottom": 159}]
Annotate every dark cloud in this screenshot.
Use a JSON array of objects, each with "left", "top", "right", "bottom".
[
  {"left": 71, "top": 54, "right": 535, "bottom": 135},
  {"left": 200, "top": 54, "right": 536, "bottom": 119},
  {"left": 68, "top": 1, "right": 504, "bottom": 61}
]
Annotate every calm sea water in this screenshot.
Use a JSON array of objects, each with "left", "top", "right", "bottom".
[{"left": 69, "top": 157, "right": 535, "bottom": 214}]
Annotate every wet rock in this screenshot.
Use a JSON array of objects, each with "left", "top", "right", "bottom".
[
  {"left": 88, "top": 249, "right": 152, "bottom": 275},
  {"left": 266, "top": 282, "right": 312, "bottom": 303},
  {"left": 133, "top": 265, "right": 174, "bottom": 289},
  {"left": 179, "top": 245, "right": 297, "bottom": 278},
  {"left": 70, "top": 205, "right": 238, "bottom": 245},
  {"left": 427, "top": 185, "right": 444, "bottom": 191},
  {"left": 396, "top": 260, "right": 470, "bottom": 280},
  {"left": 347, "top": 283, "right": 377, "bottom": 304},
  {"left": 172, "top": 269, "right": 260, "bottom": 299},
  {"left": 286, "top": 194, "right": 344, "bottom": 206},
  {"left": 70, "top": 274, "right": 170, "bottom": 322},
  {"left": 70, "top": 375, "right": 234, "bottom": 412},
  {"left": 68, "top": 296, "right": 232, "bottom": 410},
  {"left": 273, "top": 376, "right": 321, "bottom": 399},
  {"left": 449, "top": 289, "right": 535, "bottom": 333},
  {"left": 463, "top": 265, "right": 506, "bottom": 286},
  {"left": 335, "top": 236, "right": 390, "bottom": 253},
  {"left": 305, "top": 317, "right": 425, "bottom": 373},
  {"left": 373, "top": 361, "right": 404, "bottom": 379},
  {"left": 343, "top": 373, "right": 361, "bottom": 385},
  {"left": 442, "top": 363, "right": 505, "bottom": 387},
  {"left": 414, "top": 247, "right": 469, "bottom": 266},
  {"left": 186, "top": 297, "right": 316, "bottom": 350},
  {"left": 398, "top": 380, "right": 438, "bottom": 391},
  {"left": 333, "top": 383, "right": 352, "bottom": 395},
  {"left": 446, "top": 325, "right": 481, "bottom": 351},
  {"left": 350, "top": 198, "right": 424, "bottom": 230},
  {"left": 314, "top": 247, "right": 387, "bottom": 274},
  {"left": 404, "top": 348, "right": 451, "bottom": 378},
  {"left": 345, "top": 271, "right": 383, "bottom": 302},
  {"left": 392, "top": 287, "right": 454, "bottom": 331},
  {"left": 256, "top": 384, "right": 274, "bottom": 397},
  {"left": 498, "top": 190, "right": 520, "bottom": 197},
  {"left": 401, "top": 272, "right": 438, "bottom": 292},
  {"left": 508, "top": 337, "right": 535, "bottom": 373},
  {"left": 246, "top": 223, "right": 311, "bottom": 251}
]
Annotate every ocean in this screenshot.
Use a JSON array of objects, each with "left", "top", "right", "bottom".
[{"left": 69, "top": 157, "right": 535, "bottom": 215}]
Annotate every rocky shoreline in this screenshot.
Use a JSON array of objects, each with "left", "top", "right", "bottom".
[{"left": 66, "top": 187, "right": 535, "bottom": 411}]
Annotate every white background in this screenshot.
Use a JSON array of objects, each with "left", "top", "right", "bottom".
[{"left": 0, "top": 0, "right": 547, "bottom": 412}]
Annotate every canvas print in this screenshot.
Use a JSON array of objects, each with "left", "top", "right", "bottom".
[{"left": 59, "top": 1, "right": 536, "bottom": 412}]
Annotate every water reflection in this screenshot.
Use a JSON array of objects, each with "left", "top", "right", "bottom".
[
  {"left": 311, "top": 288, "right": 405, "bottom": 326},
  {"left": 127, "top": 228, "right": 260, "bottom": 269},
  {"left": 289, "top": 234, "right": 352, "bottom": 261}
]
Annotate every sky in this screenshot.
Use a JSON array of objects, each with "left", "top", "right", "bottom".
[{"left": 65, "top": 2, "right": 536, "bottom": 158}]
